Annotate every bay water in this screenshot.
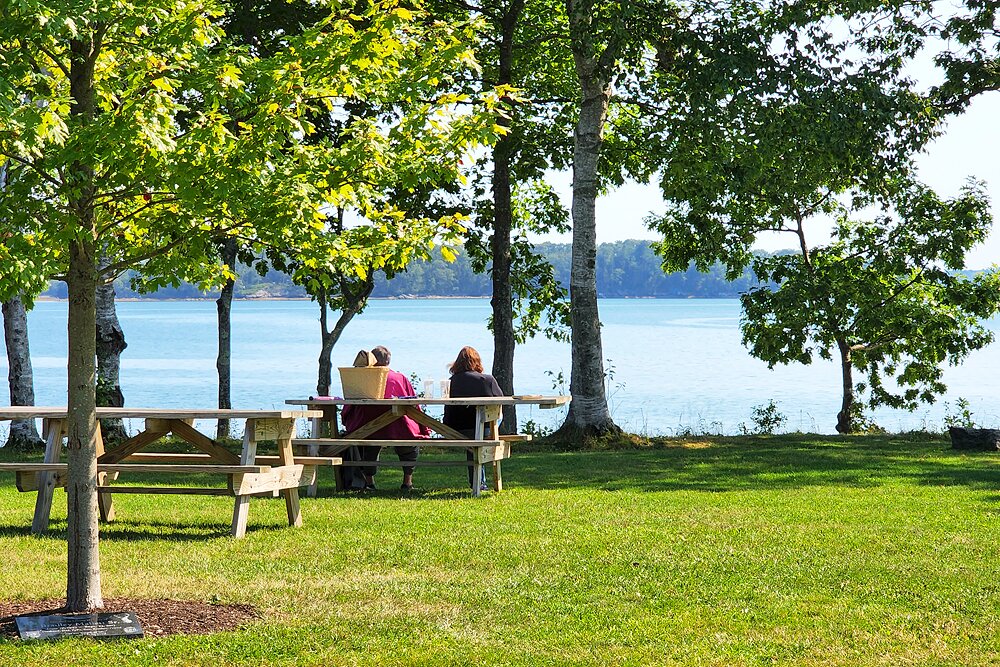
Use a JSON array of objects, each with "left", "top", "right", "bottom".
[{"left": 5, "top": 298, "right": 999, "bottom": 436}]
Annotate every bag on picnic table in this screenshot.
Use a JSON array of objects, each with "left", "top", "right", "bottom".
[{"left": 339, "top": 350, "right": 388, "bottom": 398}]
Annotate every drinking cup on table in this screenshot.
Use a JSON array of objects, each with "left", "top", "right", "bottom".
[
  {"left": 422, "top": 380, "right": 435, "bottom": 398},
  {"left": 440, "top": 380, "right": 450, "bottom": 398}
]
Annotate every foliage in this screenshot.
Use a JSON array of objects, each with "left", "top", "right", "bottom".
[
  {"left": 57, "top": 239, "right": 774, "bottom": 299},
  {"left": 741, "top": 181, "right": 1000, "bottom": 432},
  {"left": 738, "top": 400, "right": 788, "bottom": 436},
  {"left": 640, "top": 2, "right": 1000, "bottom": 433},
  {"left": 943, "top": 397, "right": 978, "bottom": 430}
]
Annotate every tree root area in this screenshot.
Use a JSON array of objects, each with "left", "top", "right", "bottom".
[{"left": 0, "top": 598, "right": 258, "bottom": 640}]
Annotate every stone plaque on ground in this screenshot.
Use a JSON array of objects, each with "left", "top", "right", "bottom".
[{"left": 15, "top": 611, "right": 144, "bottom": 641}]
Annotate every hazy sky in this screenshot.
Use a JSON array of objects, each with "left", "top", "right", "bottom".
[{"left": 534, "top": 92, "right": 1000, "bottom": 271}]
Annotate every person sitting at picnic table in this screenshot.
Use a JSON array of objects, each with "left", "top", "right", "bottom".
[
  {"left": 341, "top": 345, "right": 429, "bottom": 492},
  {"left": 442, "top": 345, "right": 504, "bottom": 491}
]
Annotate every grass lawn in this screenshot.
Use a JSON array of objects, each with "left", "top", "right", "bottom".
[{"left": 0, "top": 433, "right": 999, "bottom": 666}]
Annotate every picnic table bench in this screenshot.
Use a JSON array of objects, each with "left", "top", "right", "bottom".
[
  {"left": 287, "top": 395, "right": 570, "bottom": 496},
  {"left": 0, "top": 407, "right": 335, "bottom": 537}
]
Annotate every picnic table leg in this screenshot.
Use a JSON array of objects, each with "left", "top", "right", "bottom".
[
  {"left": 306, "top": 415, "right": 321, "bottom": 498},
  {"left": 275, "top": 419, "right": 303, "bottom": 528},
  {"left": 492, "top": 461, "right": 503, "bottom": 492},
  {"left": 231, "top": 420, "right": 258, "bottom": 538},
  {"left": 31, "top": 418, "right": 66, "bottom": 534},
  {"left": 471, "top": 453, "right": 483, "bottom": 498},
  {"left": 95, "top": 424, "right": 115, "bottom": 522}
]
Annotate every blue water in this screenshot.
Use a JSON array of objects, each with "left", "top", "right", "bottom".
[{"left": 6, "top": 298, "right": 1000, "bottom": 435}]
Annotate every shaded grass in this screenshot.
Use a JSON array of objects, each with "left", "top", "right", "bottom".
[{"left": 1, "top": 434, "right": 999, "bottom": 665}]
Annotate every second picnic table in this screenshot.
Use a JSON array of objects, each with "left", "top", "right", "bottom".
[
  {"left": 286, "top": 395, "right": 570, "bottom": 496},
  {"left": 0, "top": 407, "right": 333, "bottom": 537}
]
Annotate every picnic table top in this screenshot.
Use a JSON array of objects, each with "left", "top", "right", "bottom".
[
  {"left": 286, "top": 395, "right": 571, "bottom": 408},
  {"left": 0, "top": 407, "right": 324, "bottom": 420}
]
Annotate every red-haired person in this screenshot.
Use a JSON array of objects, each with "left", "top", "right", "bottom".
[{"left": 442, "top": 346, "right": 504, "bottom": 490}]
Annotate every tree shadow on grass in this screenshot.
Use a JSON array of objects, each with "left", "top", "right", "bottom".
[{"left": 508, "top": 435, "right": 1000, "bottom": 494}]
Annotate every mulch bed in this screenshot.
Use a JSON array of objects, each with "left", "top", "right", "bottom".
[{"left": 0, "top": 598, "right": 258, "bottom": 640}]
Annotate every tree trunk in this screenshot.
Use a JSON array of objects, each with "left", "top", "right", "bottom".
[
  {"left": 95, "top": 257, "right": 128, "bottom": 443},
  {"left": 835, "top": 338, "right": 855, "bottom": 434},
  {"left": 66, "top": 238, "right": 103, "bottom": 611},
  {"left": 2, "top": 295, "right": 43, "bottom": 450},
  {"left": 65, "top": 32, "right": 103, "bottom": 613},
  {"left": 216, "top": 239, "right": 238, "bottom": 439},
  {"left": 490, "top": 1, "right": 524, "bottom": 434},
  {"left": 558, "top": 1, "right": 620, "bottom": 438},
  {"left": 316, "top": 280, "right": 374, "bottom": 396}
]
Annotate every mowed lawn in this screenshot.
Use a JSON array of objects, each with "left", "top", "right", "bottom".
[{"left": 0, "top": 434, "right": 999, "bottom": 666}]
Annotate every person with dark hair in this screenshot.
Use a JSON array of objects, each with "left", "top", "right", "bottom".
[
  {"left": 443, "top": 345, "right": 504, "bottom": 490},
  {"left": 342, "top": 345, "right": 428, "bottom": 491}
]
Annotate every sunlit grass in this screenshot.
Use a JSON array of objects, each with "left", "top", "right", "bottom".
[{"left": 1, "top": 434, "right": 999, "bottom": 665}]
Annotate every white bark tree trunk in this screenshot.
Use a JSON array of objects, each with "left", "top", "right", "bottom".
[
  {"left": 559, "top": 0, "right": 620, "bottom": 438},
  {"left": 96, "top": 255, "right": 128, "bottom": 442},
  {"left": 2, "top": 295, "right": 43, "bottom": 449}
]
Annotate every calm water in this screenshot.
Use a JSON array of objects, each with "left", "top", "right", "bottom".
[{"left": 4, "top": 298, "right": 999, "bottom": 435}]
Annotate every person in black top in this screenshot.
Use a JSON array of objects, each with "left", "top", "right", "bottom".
[{"left": 443, "top": 346, "right": 503, "bottom": 490}]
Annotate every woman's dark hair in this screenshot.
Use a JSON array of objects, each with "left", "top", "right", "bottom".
[
  {"left": 371, "top": 345, "right": 391, "bottom": 367},
  {"left": 449, "top": 346, "right": 483, "bottom": 374}
]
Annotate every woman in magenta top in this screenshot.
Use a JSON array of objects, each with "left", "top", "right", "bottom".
[{"left": 342, "top": 346, "right": 429, "bottom": 491}]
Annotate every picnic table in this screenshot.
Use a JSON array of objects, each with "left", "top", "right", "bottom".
[
  {"left": 0, "top": 407, "right": 335, "bottom": 538},
  {"left": 286, "top": 395, "right": 570, "bottom": 496}
]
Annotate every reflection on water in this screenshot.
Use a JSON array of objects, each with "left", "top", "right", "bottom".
[{"left": 3, "top": 298, "right": 999, "bottom": 435}]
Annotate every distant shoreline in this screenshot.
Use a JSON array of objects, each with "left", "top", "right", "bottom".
[{"left": 35, "top": 294, "right": 738, "bottom": 302}]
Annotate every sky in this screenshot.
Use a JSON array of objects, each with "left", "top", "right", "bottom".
[{"left": 532, "top": 93, "right": 1000, "bottom": 271}]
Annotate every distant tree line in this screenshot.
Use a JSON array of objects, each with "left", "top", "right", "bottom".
[{"left": 42, "top": 240, "right": 774, "bottom": 300}]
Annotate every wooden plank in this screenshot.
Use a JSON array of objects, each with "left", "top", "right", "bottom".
[
  {"left": 231, "top": 465, "right": 315, "bottom": 496},
  {"left": 99, "top": 428, "right": 167, "bottom": 464},
  {"left": 493, "top": 461, "right": 503, "bottom": 492},
  {"left": 15, "top": 470, "right": 119, "bottom": 492},
  {"left": 0, "top": 463, "right": 69, "bottom": 472},
  {"left": 275, "top": 418, "right": 303, "bottom": 528},
  {"left": 499, "top": 434, "right": 533, "bottom": 442},
  {"left": 124, "top": 453, "right": 214, "bottom": 463},
  {"left": 286, "top": 397, "right": 570, "bottom": 408},
  {"left": 95, "top": 425, "right": 115, "bottom": 523},
  {"left": 231, "top": 420, "right": 259, "bottom": 538},
  {"left": 294, "top": 438, "right": 490, "bottom": 448},
  {"left": 141, "top": 418, "right": 174, "bottom": 434},
  {"left": 255, "top": 456, "right": 340, "bottom": 466},
  {"left": 341, "top": 410, "right": 402, "bottom": 440},
  {"left": 397, "top": 406, "right": 470, "bottom": 440},
  {"left": 32, "top": 417, "right": 65, "bottom": 534},
  {"left": 338, "top": 460, "right": 472, "bottom": 468},
  {"left": 476, "top": 443, "right": 511, "bottom": 464},
  {"left": 252, "top": 418, "right": 295, "bottom": 442},
  {"left": 169, "top": 420, "right": 241, "bottom": 464},
  {"left": 102, "top": 464, "right": 270, "bottom": 474},
  {"left": 5, "top": 462, "right": 264, "bottom": 475},
  {"left": 96, "top": 486, "right": 233, "bottom": 496}
]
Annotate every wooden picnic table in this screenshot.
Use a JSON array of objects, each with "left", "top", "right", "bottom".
[
  {"left": 286, "top": 395, "right": 570, "bottom": 496},
  {"left": 0, "top": 407, "right": 334, "bottom": 538}
]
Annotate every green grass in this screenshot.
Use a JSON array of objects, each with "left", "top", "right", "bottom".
[{"left": 1, "top": 434, "right": 999, "bottom": 666}]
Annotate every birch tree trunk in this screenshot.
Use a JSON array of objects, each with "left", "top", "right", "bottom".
[
  {"left": 490, "top": 0, "right": 525, "bottom": 434},
  {"left": 2, "top": 296, "right": 43, "bottom": 450},
  {"left": 65, "top": 33, "right": 103, "bottom": 613},
  {"left": 558, "top": 0, "right": 620, "bottom": 439},
  {"left": 96, "top": 258, "right": 128, "bottom": 443},
  {"left": 216, "top": 239, "right": 238, "bottom": 439}
]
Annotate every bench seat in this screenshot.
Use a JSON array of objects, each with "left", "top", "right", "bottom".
[{"left": 291, "top": 438, "right": 510, "bottom": 464}]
